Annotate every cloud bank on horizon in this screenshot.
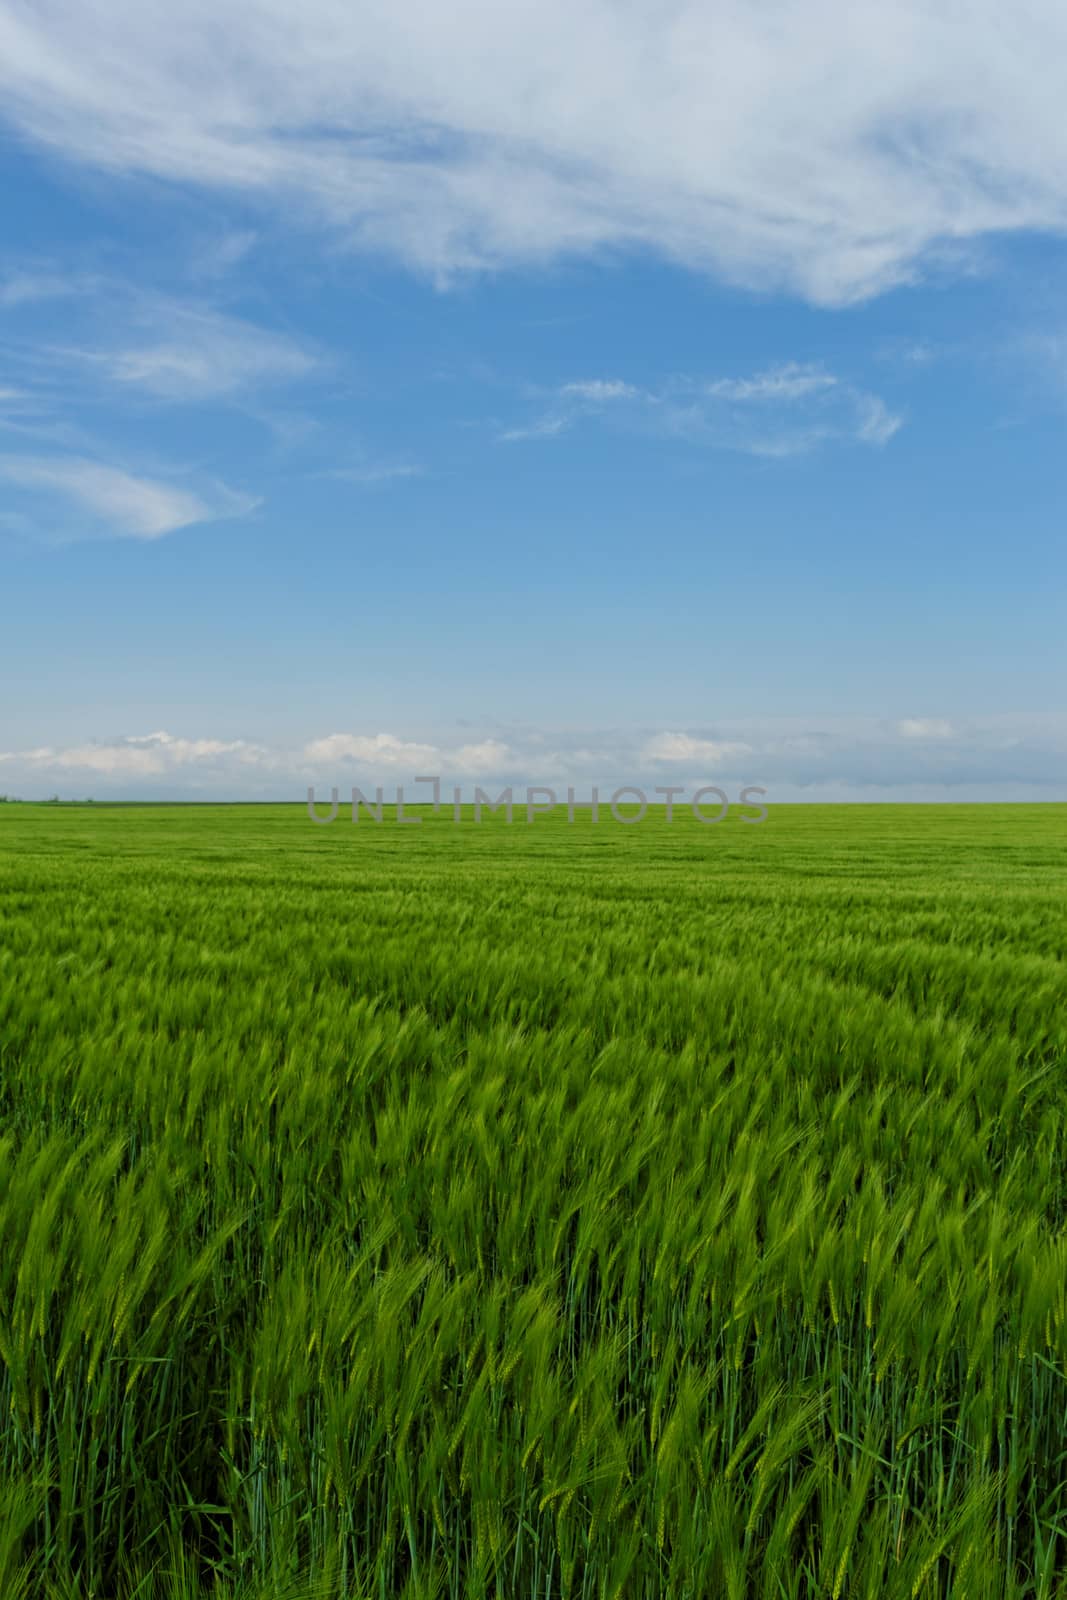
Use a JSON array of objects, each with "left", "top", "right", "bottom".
[{"left": 2, "top": 718, "right": 1066, "bottom": 805}]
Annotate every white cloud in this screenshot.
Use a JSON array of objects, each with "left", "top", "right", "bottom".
[
  {"left": 0, "top": 454, "right": 256, "bottom": 539},
  {"left": 303, "top": 732, "right": 513, "bottom": 775},
  {"left": 897, "top": 718, "right": 954, "bottom": 739},
  {"left": 303, "top": 733, "right": 441, "bottom": 768},
  {"left": 0, "top": 731, "right": 270, "bottom": 776},
  {"left": 641, "top": 732, "right": 752, "bottom": 765},
  {"left": 452, "top": 739, "right": 512, "bottom": 774},
  {"left": 1, "top": 2, "right": 1066, "bottom": 304}
]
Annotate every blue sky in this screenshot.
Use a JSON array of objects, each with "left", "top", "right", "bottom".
[{"left": 1, "top": 0, "right": 1065, "bottom": 801}]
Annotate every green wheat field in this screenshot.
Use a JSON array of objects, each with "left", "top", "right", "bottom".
[{"left": 1, "top": 801, "right": 1066, "bottom": 1600}]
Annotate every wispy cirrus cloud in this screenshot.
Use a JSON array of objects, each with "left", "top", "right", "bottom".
[
  {"left": 0, "top": 282, "right": 324, "bottom": 529},
  {"left": 877, "top": 338, "right": 939, "bottom": 369},
  {"left": 560, "top": 379, "right": 641, "bottom": 403},
  {"left": 704, "top": 365, "right": 838, "bottom": 403},
  {"left": 325, "top": 460, "right": 424, "bottom": 485},
  {"left": 3, "top": 1, "right": 1067, "bottom": 305},
  {"left": 853, "top": 394, "right": 903, "bottom": 446},
  {"left": 501, "top": 376, "right": 644, "bottom": 442},
  {"left": 0, "top": 385, "right": 31, "bottom": 410},
  {"left": 502, "top": 363, "right": 902, "bottom": 456},
  {"left": 0, "top": 454, "right": 257, "bottom": 539},
  {"left": 500, "top": 415, "right": 571, "bottom": 443},
  {"left": 54, "top": 300, "right": 323, "bottom": 402},
  {"left": 190, "top": 229, "right": 259, "bottom": 280},
  {"left": 0, "top": 270, "right": 324, "bottom": 407},
  {"left": 0, "top": 269, "right": 92, "bottom": 308}
]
